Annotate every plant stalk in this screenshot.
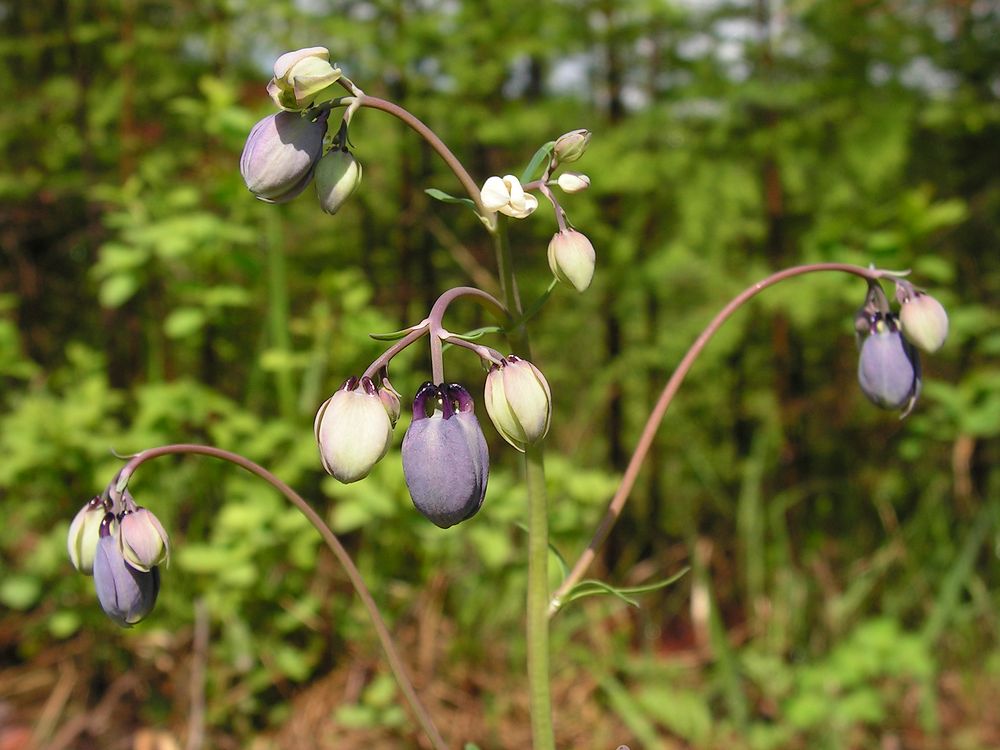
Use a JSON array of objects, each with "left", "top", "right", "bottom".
[
  {"left": 550, "top": 262, "right": 904, "bottom": 614},
  {"left": 113, "top": 445, "right": 448, "bottom": 750},
  {"left": 492, "top": 220, "right": 555, "bottom": 750}
]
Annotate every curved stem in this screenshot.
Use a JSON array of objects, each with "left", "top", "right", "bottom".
[
  {"left": 114, "top": 445, "right": 448, "bottom": 750},
  {"left": 362, "top": 323, "right": 429, "bottom": 381},
  {"left": 427, "top": 286, "right": 508, "bottom": 383},
  {"left": 354, "top": 95, "right": 489, "bottom": 217},
  {"left": 549, "top": 263, "right": 897, "bottom": 615}
]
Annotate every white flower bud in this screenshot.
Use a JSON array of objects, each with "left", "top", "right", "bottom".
[
  {"left": 119, "top": 507, "right": 170, "bottom": 573},
  {"left": 266, "top": 47, "right": 342, "bottom": 111},
  {"left": 553, "top": 129, "right": 591, "bottom": 164},
  {"left": 556, "top": 172, "right": 590, "bottom": 193},
  {"left": 315, "top": 149, "right": 363, "bottom": 215},
  {"left": 547, "top": 229, "right": 596, "bottom": 292},
  {"left": 68, "top": 497, "right": 107, "bottom": 575},
  {"left": 315, "top": 377, "right": 393, "bottom": 483},
  {"left": 899, "top": 291, "right": 948, "bottom": 353},
  {"left": 484, "top": 356, "right": 552, "bottom": 452},
  {"left": 480, "top": 175, "right": 538, "bottom": 219}
]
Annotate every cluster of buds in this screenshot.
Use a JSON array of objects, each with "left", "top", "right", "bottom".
[
  {"left": 478, "top": 129, "right": 598, "bottom": 293},
  {"left": 67, "top": 491, "right": 168, "bottom": 627},
  {"left": 855, "top": 279, "right": 948, "bottom": 416},
  {"left": 240, "top": 48, "right": 363, "bottom": 213},
  {"left": 315, "top": 353, "right": 551, "bottom": 528}
]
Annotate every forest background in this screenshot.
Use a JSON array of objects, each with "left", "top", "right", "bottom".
[{"left": 0, "top": 0, "right": 998, "bottom": 748}]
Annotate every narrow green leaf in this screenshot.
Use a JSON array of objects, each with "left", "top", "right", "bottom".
[
  {"left": 369, "top": 326, "right": 422, "bottom": 342},
  {"left": 425, "top": 188, "right": 476, "bottom": 209},
  {"left": 560, "top": 567, "right": 690, "bottom": 608},
  {"left": 520, "top": 141, "right": 556, "bottom": 183}
]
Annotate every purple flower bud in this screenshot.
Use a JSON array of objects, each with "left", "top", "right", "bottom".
[
  {"left": 93, "top": 515, "right": 160, "bottom": 627},
  {"left": 402, "top": 383, "right": 489, "bottom": 529},
  {"left": 67, "top": 496, "right": 107, "bottom": 575},
  {"left": 119, "top": 506, "right": 170, "bottom": 572},
  {"left": 240, "top": 111, "right": 328, "bottom": 203},
  {"left": 858, "top": 314, "right": 921, "bottom": 415}
]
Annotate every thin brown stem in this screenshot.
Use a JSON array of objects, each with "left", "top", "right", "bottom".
[
  {"left": 549, "top": 263, "right": 899, "bottom": 615},
  {"left": 114, "top": 445, "right": 448, "bottom": 750}
]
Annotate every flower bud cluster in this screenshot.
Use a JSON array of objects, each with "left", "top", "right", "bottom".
[
  {"left": 67, "top": 492, "right": 168, "bottom": 627},
  {"left": 241, "top": 47, "right": 363, "bottom": 213},
  {"left": 855, "top": 280, "right": 946, "bottom": 417}
]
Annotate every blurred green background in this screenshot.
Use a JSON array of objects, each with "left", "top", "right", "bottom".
[{"left": 1, "top": 0, "right": 998, "bottom": 748}]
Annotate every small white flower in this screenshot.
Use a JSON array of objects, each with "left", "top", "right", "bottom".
[
  {"left": 556, "top": 172, "right": 590, "bottom": 193},
  {"left": 480, "top": 175, "right": 538, "bottom": 219}
]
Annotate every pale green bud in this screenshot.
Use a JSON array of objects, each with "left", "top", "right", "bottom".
[
  {"left": 547, "top": 229, "right": 596, "bottom": 292},
  {"left": 267, "top": 47, "right": 342, "bottom": 111},
  {"left": 556, "top": 172, "right": 590, "bottom": 193},
  {"left": 315, "top": 376, "right": 393, "bottom": 483},
  {"left": 899, "top": 291, "right": 948, "bottom": 353},
  {"left": 378, "top": 376, "right": 402, "bottom": 427},
  {"left": 67, "top": 497, "right": 107, "bottom": 575},
  {"left": 119, "top": 507, "right": 170, "bottom": 573},
  {"left": 484, "top": 356, "right": 552, "bottom": 452},
  {"left": 315, "top": 148, "right": 363, "bottom": 215},
  {"left": 553, "top": 129, "right": 591, "bottom": 164}
]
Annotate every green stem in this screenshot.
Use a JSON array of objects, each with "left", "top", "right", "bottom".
[
  {"left": 264, "top": 211, "right": 295, "bottom": 420},
  {"left": 492, "top": 220, "right": 555, "bottom": 750}
]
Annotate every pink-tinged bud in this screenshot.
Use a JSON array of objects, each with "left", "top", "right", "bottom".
[
  {"left": 93, "top": 514, "right": 160, "bottom": 627},
  {"left": 553, "top": 129, "right": 591, "bottom": 164},
  {"left": 240, "top": 111, "right": 328, "bottom": 203},
  {"left": 119, "top": 507, "right": 170, "bottom": 572},
  {"left": 547, "top": 229, "right": 596, "bottom": 292},
  {"left": 556, "top": 172, "right": 590, "bottom": 193},
  {"left": 858, "top": 314, "right": 921, "bottom": 415},
  {"left": 899, "top": 291, "right": 948, "bottom": 353},
  {"left": 315, "top": 149, "right": 363, "bottom": 215},
  {"left": 266, "top": 47, "right": 342, "bottom": 111},
  {"left": 378, "top": 377, "right": 402, "bottom": 427},
  {"left": 315, "top": 376, "right": 393, "bottom": 483},
  {"left": 484, "top": 356, "right": 551, "bottom": 452},
  {"left": 402, "top": 383, "right": 489, "bottom": 528},
  {"left": 67, "top": 496, "right": 107, "bottom": 575}
]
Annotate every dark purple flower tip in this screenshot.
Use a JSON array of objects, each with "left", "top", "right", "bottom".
[
  {"left": 446, "top": 383, "right": 475, "bottom": 414},
  {"left": 858, "top": 314, "right": 921, "bottom": 414},
  {"left": 411, "top": 381, "right": 441, "bottom": 421},
  {"left": 402, "top": 384, "right": 489, "bottom": 529},
  {"left": 93, "top": 535, "right": 160, "bottom": 627}
]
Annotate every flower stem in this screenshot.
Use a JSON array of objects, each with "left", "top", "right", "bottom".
[
  {"left": 549, "top": 263, "right": 901, "bottom": 615},
  {"left": 113, "top": 444, "right": 448, "bottom": 750},
  {"left": 492, "top": 220, "right": 555, "bottom": 750}
]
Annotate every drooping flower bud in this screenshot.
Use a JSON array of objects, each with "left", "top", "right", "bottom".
[
  {"left": 484, "top": 356, "right": 551, "bottom": 452},
  {"left": 266, "top": 47, "right": 342, "bottom": 111},
  {"left": 93, "top": 514, "right": 160, "bottom": 627},
  {"left": 67, "top": 496, "right": 107, "bottom": 575},
  {"left": 547, "top": 229, "right": 596, "bottom": 292},
  {"left": 402, "top": 383, "right": 489, "bottom": 529},
  {"left": 315, "top": 148, "right": 363, "bottom": 215},
  {"left": 858, "top": 314, "right": 921, "bottom": 415},
  {"left": 378, "top": 376, "right": 402, "bottom": 428},
  {"left": 556, "top": 172, "right": 590, "bottom": 194},
  {"left": 240, "top": 111, "right": 328, "bottom": 203},
  {"left": 553, "top": 129, "right": 591, "bottom": 164},
  {"left": 480, "top": 175, "right": 538, "bottom": 219},
  {"left": 315, "top": 376, "right": 394, "bottom": 483},
  {"left": 898, "top": 291, "right": 948, "bottom": 353},
  {"left": 119, "top": 507, "right": 170, "bottom": 572}
]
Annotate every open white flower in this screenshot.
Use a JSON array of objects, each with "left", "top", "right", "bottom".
[{"left": 480, "top": 175, "right": 538, "bottom": 219}]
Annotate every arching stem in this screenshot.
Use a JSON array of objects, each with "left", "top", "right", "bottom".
[
  {"left": 113, "top": 445, "right": 448, "bottom": 750},
  {"left": 549, "top": 263, "right": 902, "bottom": 615}
]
